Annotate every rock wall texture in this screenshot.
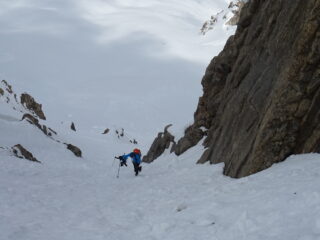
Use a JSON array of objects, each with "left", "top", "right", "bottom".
[{"left": 175, "top": 0, "right": 320, "bottom": 178}]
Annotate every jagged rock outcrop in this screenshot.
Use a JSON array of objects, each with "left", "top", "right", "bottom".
[
  {"left": 176, "top": 0, "right": 320, "bottom": 178},
  {"left": 12, "top": 144, "right": 41, "bottom": 163},
  {"left": 22, "top": 114, "right": 56, "bottom": 137},
  {"left": 143, "top": 124, "right": 175, "bottom": 163},
  {"left": 20, "top": 93, "right": 46, "bottom": 120},
  {"left": 0, "top": 87, "right": 4, "bottom": 96},
  {"left": 174, "top": 126, "right": 205, "bottom": 156}
]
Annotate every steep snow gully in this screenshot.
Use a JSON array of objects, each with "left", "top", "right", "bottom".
[
  {"left": 1, "top": 0, "right": 320, "bottom": 239},
  {"left": 1, "top": 117, "right": 320, "bottom": 240}
]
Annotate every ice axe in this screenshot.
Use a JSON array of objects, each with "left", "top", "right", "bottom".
[{"left": 114, "top": 156, "right": 121, "bottom": 178}]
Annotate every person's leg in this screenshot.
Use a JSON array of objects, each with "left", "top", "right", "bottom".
[{"left": 133, "top": 162, "right": 139, "bottom": 176}]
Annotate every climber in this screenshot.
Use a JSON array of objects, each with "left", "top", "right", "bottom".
[{"left": 117, "top": 148, "right": 142, "bottom": 176}]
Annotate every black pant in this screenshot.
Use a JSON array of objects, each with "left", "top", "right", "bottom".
[{"left": 133, "top": 162, "right": 140, "bottom": 176}]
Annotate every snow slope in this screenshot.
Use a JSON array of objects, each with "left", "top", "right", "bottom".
[
  {"left": 1, "top": 96, "right": 320, "bottom": 240},
  {"left": 1, "top": 117, "right": 320, "bottom": 240}
]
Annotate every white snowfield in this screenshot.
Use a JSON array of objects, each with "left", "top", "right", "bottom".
[{"left": 1, "top": 102, "right": 320, "bottom": 240}]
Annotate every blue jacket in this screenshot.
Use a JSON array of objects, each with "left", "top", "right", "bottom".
[{"left": 122, "top": 152, "right": 141, "bottom": 164}]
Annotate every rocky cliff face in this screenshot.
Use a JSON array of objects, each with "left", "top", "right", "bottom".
[{"left": 175, "top": 0, "right": 320, "bottom": 178}]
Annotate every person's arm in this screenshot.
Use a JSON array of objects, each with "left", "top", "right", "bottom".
[{"left": 122, "top": 153, "right": 132, "bottom": 161}]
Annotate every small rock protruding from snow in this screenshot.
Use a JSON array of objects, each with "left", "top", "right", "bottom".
[
  {"left": 1, "top": 80, "right": 13, "bottom": 94},
  {"left": 71, "top": 122, "right": 76, "bottom": 131},
  {"left": 114, "top": 128, "right": 138, "bottom": 144},
  {"left": 65, "top": 143, "right": 82, "bottom": 158},
  {"left": 115, "top": 128, "right": 124, "bottom": 138},
  {"left": 11, "top": 144, "right": 41, "bottom": 163},
  {"left": 176, "top": 203, "right": 188, "bottom": 212},
  {"left": 102, "top": 128, "right": 110, "bottom": 134}
]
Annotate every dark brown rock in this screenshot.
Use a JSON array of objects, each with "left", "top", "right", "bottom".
[
  {"left": 143, "top": 124, "right": 175, "bottom": 163},
  {"left": 22, "top": 113, "right": 56, "bottom": 137},
  {"left": 66, "top": 144, "right": 82, "bottom": 157},
  {"left": 102, "top": 128, "right": 110, "bottom": 134},
  {"left": 20, "top": 93, "right": 46, "bottom": 120},
  {"left": 12, "top": 144, "right": 41, "bottom": 163},
  {"left": 177, "top": 0, "right": 320, "bottom": 178},
  {"left": 71, "top": 122, "right": 76, "bottom": 131},
  {"left": 49, "top": 128, "right": 57, "bottom": 135},
  {"left": 0, "top": 87, "right": 4, "bottom": 96},
  {"left": 174, "top": 126, "right": 205, "bottom": 156},
  {"left": 22, "top": 113, "right": 40, "bottom": 125}
]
